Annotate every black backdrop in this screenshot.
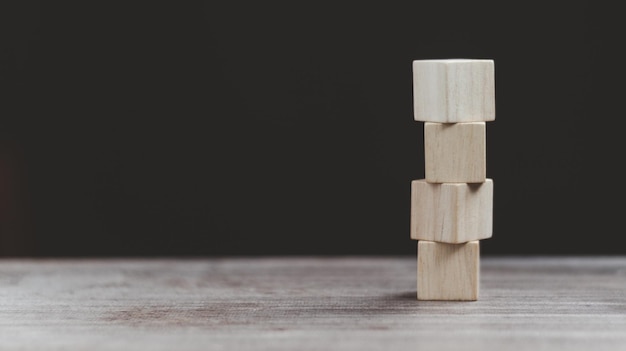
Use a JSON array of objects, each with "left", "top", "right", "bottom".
[{"left": 1, "top": 1, "right": 624, "bottom": 257}]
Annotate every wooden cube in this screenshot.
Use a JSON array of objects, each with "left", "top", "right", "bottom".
[
  {"left": 410, "top": 179, "right": 493, "bottom": 243},
  {"left": 417, "top": 240, "right": 479, "bottom": 301},
  {"left": 413, "top": 59, "right": 495, "bottom": 123},
  {"left": 425, "top": 122, "right": 486, "bottom": 183}
]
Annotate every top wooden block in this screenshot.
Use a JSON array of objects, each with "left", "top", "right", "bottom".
[{"left": 413, "top": 59, "right": 495, "bottom": 123}]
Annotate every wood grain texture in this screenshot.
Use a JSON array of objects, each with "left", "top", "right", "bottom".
[
  {"left": 417, "top": 241, "right": 479, "bottom": 301},
  {"left": 410, "top": 179, "right": 493, "bottom": 243},
  {"left": 1, "top": 257, "right": 626, "bottom": 350},
  {"left": 413, "top": 59, "right": 495, "bottom": 123},
  {"left": 425, "top": 122, "right": 486, "bottom": 183}
]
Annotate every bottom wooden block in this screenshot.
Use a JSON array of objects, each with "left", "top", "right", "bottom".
[{"left": 417, "top": 240, "right": 479, "bottom": 301}]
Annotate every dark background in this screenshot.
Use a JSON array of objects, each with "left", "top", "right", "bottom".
[{"left": 1, "top": 1, "right": 624, "bottom": 257}]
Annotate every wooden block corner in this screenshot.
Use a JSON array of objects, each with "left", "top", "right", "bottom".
[
  {"left": 413, "top": 59, "right": 495, "bottom": 123},
  {"left": 410, "top": 179, "right": 493, "bottom": 243}
]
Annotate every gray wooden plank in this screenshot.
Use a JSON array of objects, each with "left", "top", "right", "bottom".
[{"left": 0, "top": 256, "right": 625, "bottom": 350}]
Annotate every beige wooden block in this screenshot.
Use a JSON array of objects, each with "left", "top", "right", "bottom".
[
  {"left": 410, "top": 179, "right": 493, "bottom": 243},
  {"left": 413, "top": 59, "right": 495, "bottom": 123},
  {"left": 425, "top": 122, "right": 486, "bottom": 183},
  {"left": 417, "top": 240, "right": 479, "bottom": 301}
]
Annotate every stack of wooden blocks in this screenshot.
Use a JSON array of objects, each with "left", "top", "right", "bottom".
[{"left": 411, "top": 59, "right": 495, "bottom": 301}]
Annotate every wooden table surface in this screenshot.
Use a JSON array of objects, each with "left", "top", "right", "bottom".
[{"left": 1, "top": 256, "right": 625, "bottom": 350}]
